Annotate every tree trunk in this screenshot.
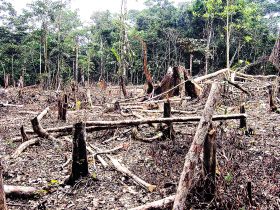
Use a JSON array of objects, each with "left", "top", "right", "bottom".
[
  {"left": 173, "top": 83, "right": 222, "bottom": 210},
  {"left": 65, "top": 122, "right": 89, "bottom": 185}
]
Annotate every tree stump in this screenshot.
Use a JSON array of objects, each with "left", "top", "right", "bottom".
[
  {"left": 239, "top": 103, "right": 247, "bottom": 129},
  {"left": 58, "top": 94, "right": 68, "bottom": 121},
  {"left": 65, "top": 122, "right": 89, "bottom": 185},
  {"left": 268, "top": 85, "right": 278, "bottom": 112},
  {"left": 202, "top": 125, "right": 216, "bottom": 202},
  {"left": 0, "top": 161, "right": 7, "bottom": 210},
  {"left": 163, "top": 100, "right": 175, "bottom": 140}
]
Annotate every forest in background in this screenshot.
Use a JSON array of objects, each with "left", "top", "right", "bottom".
[{"left": 0, "top": 0, "right": 279, "bottom": 88}]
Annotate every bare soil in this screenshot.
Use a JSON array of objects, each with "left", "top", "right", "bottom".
[{"left": 0, "top": 82, "right": 279, "bottom": 210}]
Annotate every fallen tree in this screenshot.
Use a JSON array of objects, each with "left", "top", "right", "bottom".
[
  {"left": 86, "top": 113, "right": 247, "bottom": 127},
  {"left": 173, "top": 83, "right": 222, "bottom": 210}
]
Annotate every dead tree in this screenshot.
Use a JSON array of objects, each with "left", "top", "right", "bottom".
[
  {"left": 0, "top": 161, "right": 7, "bottom": 210},
  {"left": 202, "top": 125, "right": 216, "bottom": 202},
  {"left": 65, "top": 122, "right": 89, "bottom": 185},
  {"left": 173, "top": 83, "right": 222, "bottom": 210}
]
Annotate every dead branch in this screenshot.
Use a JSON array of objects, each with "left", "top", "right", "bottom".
[
  {"left": 102, "top": 128, "right": 131, "bottom": 144},
  {"left": 11, "top": 138, "right": 39, "bottom": 159},
  {"left": 224, "top": 78, "right": 250, "bottom": 95},
  {"left": 173, "top": 83, "right": 222, "bottom": 210},
  {"left": 131, "top": 127, "right": 163, "bottom": 142},
  {"left": 129, "top": 195, "right": 175, "bottom": 210},
  {"left": 89, "top": 144, "right": 156, "bottom": 192},
  {"left": 93, "top": 144, "right": 126, "bottom": 158}
]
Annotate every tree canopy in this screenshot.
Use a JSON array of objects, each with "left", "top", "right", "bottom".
[{"left": 0, "top": 0, "right": 279, "bottom": 87}]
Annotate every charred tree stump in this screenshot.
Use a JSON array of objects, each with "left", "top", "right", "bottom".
[
  {"left": 62, "top": 94, "right": 68, "bottom": 121},
  {"left": 239, "top": 104, "right": 247, "bottom": 129},
  {"left": 20, "top": 125, "right": 28, "bottom": 142},
  {"left": 58, "top": 94, "right": 68, "bottom": 121},
  {"left": 173, "top": 83, "right": 222, "bottom": 210},
  {"left": 202, "top": 125, "right": 216, "bottom": 202},
  {"left": 247, "top": 181, "right": 253, "bottom": 206},
  {"left": 114, "top": 101, "right": 121, "bottom": 112},
  {"left": 65, "top": 122, "right": 89, "bottom": 185},
  {"left": 0, "top": 161, "right": 7, "bottom": 210},
  {"left": 163, "top": 100, "right": 175, "bottom": 140},
  {"left": 268, "top": 85, "right": 278, "bottom": 112}
]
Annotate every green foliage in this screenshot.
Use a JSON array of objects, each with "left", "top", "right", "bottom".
[
  {"left": 224, "top": 172, "right": 233, "bottom": 184},
  {"left": 0, "top": 0, "right": 278, "bottom": 87}
]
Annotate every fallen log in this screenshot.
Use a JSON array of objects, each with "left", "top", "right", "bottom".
[
  {"left": 129, "top": 195, "right": 175, "bottom": 210},
  {"left": 11, "top": 138, "right": 39, "bottom": 159},
  {"left": 173, "top": 83, "right": 222, "bottom": 210},
  {"left": 31, "top": 107, "right": 63, "bottom": 146},
  {"left": 233, "top": 71, "right": 278, "bottom": 80},
  {"left": 194, "top": 68, "right": 228, "bottom": 83},
  {"left": 86, "top": 114, "right": 247, "bottom": 127},
  {"left": 89, "top": 144, "right": 156, "bottom": 192},
  {"left": 23, "top": 114, "right": 246, "bottom": 137},
  {"left": 4, "top": 185, "right": 38, "bottom": 198},
  {"left": 0, "top": 102, "right": 24, "bottom": 108}
]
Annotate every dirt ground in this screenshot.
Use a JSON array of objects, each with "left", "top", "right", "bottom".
[{"left": 0, "top": 82, "right": 279, "bottom": 210}]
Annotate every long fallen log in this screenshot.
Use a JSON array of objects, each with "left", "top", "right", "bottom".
[
  {"left": 86, "top": 114, "right": 247, "bottom": 127},
  {"left": 23, "top": 114, "right": 246, "bottom": 136},
  {"left": 89, "top": 144, "right": 156, "bottom": 192},
  {"left": 129, "top": 195, "right": 175, "bottom": 210},
  {"left": 173, "top": 83, "right": 222, "bottom": 210}
]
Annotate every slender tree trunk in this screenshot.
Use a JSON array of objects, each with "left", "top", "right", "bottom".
[
  {"left": 75, "top": 37, "right": 79, "bottom": 82},
  {"left": 226, "top": 0, "right": 230, "bottom": 70}
]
